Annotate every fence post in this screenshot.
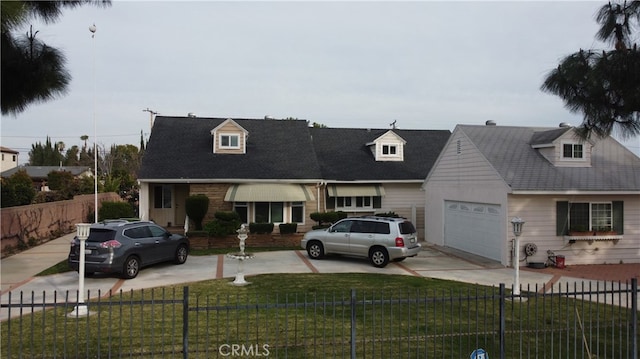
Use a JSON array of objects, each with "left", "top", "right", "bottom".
[
  {"left": 183, "top": 286, "right": 189, "bottom": 359},
  {"left": 351, "top": 288, "right": 356, "bottom": 359},
  {"left": 499, "top": 283, "right": 505, "bottom": 359},
  {"left": 632, "top": 278, "right": 638, "bottom": 359}
]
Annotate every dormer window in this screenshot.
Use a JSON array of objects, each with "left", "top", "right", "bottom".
[
  {"left": 563, "top": 143, "right": 583, "bottom": 159},
  {"left": 382, "top": 145, "right": 397, "bottom": 156},
  {"left": 220, "top": 134, "right": 240, "bottom": 149},
  {"left": 367, "top": 130, "right": 406, "bottom": 162},
  {"left": 211, "top": 119, "right": 248, "bottom": 154}
]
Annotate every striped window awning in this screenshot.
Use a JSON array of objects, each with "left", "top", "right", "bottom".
[
  {"left": 224, "top": 183, "right": 315, "bottom": 202},
  {"left": 327, "top": 184, "right": 385, "bottom": 197}
]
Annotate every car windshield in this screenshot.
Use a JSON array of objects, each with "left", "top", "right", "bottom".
[
  {"left": 87, "top": 228, "right": 117, "bottom": 243},
  {"left": 399, "top": 221, "right": 416, "bottom": 234}
]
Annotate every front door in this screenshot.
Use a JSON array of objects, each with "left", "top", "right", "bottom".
[{"left": 174, "top": 185, "right": 189, "bottom": 227}]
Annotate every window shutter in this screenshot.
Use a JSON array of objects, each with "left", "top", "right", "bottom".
[
  {"left": 556, "top": 201, "right": 569, "bottom": 235},
  {"left": 373, "top": 196, "right": 382, "bottom": 209},
  {"left": 612, "top": 201, "right": 624, "bottom": 234}
]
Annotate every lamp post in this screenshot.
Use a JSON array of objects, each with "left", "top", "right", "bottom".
[
  {"left": 69, "top": 223, "right": 91, "bottom": 317},
  {"left": 90, "top": 24, "right": 98, "bottom": 223},
  {"left": 510, "top": 217, "right": 525, "bottom": 296}
]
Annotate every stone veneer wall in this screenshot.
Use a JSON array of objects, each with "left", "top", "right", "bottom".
[
  {"left": 1, "top": 192, "right": 122, "bottom": 253},
  {"left": 188, "top": 183, "right": 320, "bottom": 233}
]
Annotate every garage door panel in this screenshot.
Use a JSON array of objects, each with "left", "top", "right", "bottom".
[{"left": 444, "top": 201, "right": 501, "bottom": 261}]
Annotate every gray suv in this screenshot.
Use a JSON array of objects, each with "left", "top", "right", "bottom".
[
  {"left": 68, "top": 220, "right": 189, "bottom": 279},
  {"left": 301, "top": 216, "right": 421, "bottom": 267}
]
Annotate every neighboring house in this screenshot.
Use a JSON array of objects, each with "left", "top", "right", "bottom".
[
  {"left": 0, "top": 146, "right": 19, "bottom": 172},
  {"left": 137, "top": 116, "right": 450, "bottom": 237},
  {"left": 0, "top": 166, "right": 93, "bottom": 191},
  {"left": 424, "top": 122, "right": 640, "bottom": 266}
]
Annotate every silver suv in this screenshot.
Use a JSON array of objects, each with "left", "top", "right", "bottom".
[{"left": 301, "top": 216, "right": 421, "bottom": 267}]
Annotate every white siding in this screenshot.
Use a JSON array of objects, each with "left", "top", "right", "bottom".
[
  {"left": 508, "top": 194, "right": 640, "bottom": 265},
  {"left": 426, "top": 131, "right": 505, "bottom": 186},
  {"left": 425, "top": 128, "right": 511, "bottom": 264},
  {"left": 380, "top": 183, "right": 425, "bottom": 239}
]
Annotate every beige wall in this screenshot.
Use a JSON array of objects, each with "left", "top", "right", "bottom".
[
  {"left": 1, "top": 192, "right": 122, "bottom": 252},
  {"left": 1, "top": 151, "right": 18, "bottom": 172},
  {"left": 509, "top": 194, "right": 640, "bottom": 265},
  {"left": 379, "top": 183, "right": 426, "bottom": 240}
]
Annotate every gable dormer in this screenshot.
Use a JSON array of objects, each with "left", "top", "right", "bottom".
[
  {"left": 530, "top": 126, "right": 594, "bottom": 167},
  {"left": 366, "top": 130, "right": 406, "bottom": 162},
  {"left": 210, "top": 119, "right": 248, "bottom": 154}
]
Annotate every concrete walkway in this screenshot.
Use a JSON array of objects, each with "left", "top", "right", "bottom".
[{"left": 2, "top": 236, "right": 638, "bottom": 321}]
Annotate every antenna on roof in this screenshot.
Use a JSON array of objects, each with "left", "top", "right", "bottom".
[
  {"left": 143, "top": 108, "right": 158, "bottom": 130},
  {"left": 390, "top": 120, "right": 397, "bottom": 129}
]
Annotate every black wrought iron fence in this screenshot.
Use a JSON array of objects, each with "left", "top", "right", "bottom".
[{"left": 1, "top": 279, "right": 637, "bottom": 359}]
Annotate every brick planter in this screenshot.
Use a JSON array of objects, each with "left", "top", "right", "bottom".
[{"left": 187, "top": 233, "right": 303, "bottom": 250}]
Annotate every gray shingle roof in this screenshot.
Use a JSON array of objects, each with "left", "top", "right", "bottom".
[
  {"left": 1, "top": 166, "right": 91, "bottom": 179},
  {"left": 138, "top": 116, "right": 451, "bottom": 182},
  {"left": 138, "top": 117, "right": 323, "bottom": 180},
  {"left": 310, "top": 127, "right": 450, "bottom": 181},
  {"left": 458, "top": 125, "right": 640, "bottom": 191}
]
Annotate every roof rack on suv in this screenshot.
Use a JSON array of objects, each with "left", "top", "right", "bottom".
[
  {"left": 98, "top": 219, "right": 149, "bottom": 227},
  {"left": 358, "top": 215, "right": 407, "bottom": 220}
]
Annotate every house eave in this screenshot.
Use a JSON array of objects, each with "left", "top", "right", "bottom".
[
  {"left": 138, "top": 178, "right": 425, "bottom": 185},
  {"left": 325, "top": 179, "right": 425, "bottom": 184},
  {"left": 511, "top": 190, "right": 640, "bottom": 195},
  {"left": 138, "top": 178, "right": 323, "bottom": 184}
]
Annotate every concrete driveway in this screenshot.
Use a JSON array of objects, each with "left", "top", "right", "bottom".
[{"left": 2, "top": 235, "right": 638, "bottom": 321}]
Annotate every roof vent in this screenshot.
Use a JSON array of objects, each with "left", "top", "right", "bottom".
[
  {"left": 485, "top": 120, "right": 496, "bottom": 126},
  {"left": 187, "top": 112, "right": 196, "bottom": 118},
  {"left": 559, "top": 122, "right": 571, "bottom": 128},
  {"left": 264, "top": 115, "right": 274, "bottom": 120}
]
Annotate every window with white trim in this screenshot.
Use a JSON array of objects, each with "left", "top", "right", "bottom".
[
  {"left": 153, "top": 185, "right": 172, "bottom": 209},
  {"left": 335, "top": 196, "right": 373, "bottom": 211},
  {"left": 233, "top": 202, "right": 248, "bottom": 224},
  {"left": 382, "top": 145, "right": 397, "bottom": 155},
  {"left": 220, "top": 134, "right": 240, "bottom": 149},
  {"left": 569, "top": 202, "right": 612, "bottom": 232},
  {"left": 291, "top": 202, "right": 304, "bottom": 223},
  {"left": 255, "top": 202, "right": 283, "bottom": 223},
  {"left": 563, "top": 143, "right": 583, "bottom": 159}
]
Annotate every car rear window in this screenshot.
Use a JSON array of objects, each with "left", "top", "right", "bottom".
[
  {"left": 87, "top": 229, "right": 117, "bottom": 243},
  {"left": 374, "top": 222, "right": 390, "bottom": 234},
  {"left": 399, "top": 221, "right": 416, "bottom": 234}
]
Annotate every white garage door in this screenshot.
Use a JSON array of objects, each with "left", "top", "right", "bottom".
[{"left": 444, "top": 201, "right": 502, "bottom": 262}]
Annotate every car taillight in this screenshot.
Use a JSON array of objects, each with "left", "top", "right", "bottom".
[
  {"left": 100, "top": 240, "right": 122, "bottom": 249},
  {"left": 395, "top": 237, "right": 405, "bottom": 247}
]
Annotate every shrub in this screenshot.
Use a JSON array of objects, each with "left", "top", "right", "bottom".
[
  {"left": 278, "top": 223, "right": 298, "bottom": 234},
  {"left": 215, "top": 211, "right": 241, "bottom": 222},
  {"left": 47, "top": 171, "right": 74, "bottom": 191},
  {"left": 98, "top": 201, "right": 135, "bottom": 221},
  {"left": 185, "top": 195, "right": 209, "bottom": 230},
  {"left": 249, "top": 222, "right": 274, "bottom": 234},
  {"left": 203, "top": 211, "right": 242, "bottom": 237},
  {"left": 1, "top": 170, "right": 36, "bottom": 207},
  {"left": 310, "top": 211, "right": 347, "bottom": 226}
]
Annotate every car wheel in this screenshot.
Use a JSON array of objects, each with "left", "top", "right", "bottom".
[
  {"left": 369, "top": 247, "right": 389, "bottom": 268},
  {"left": 307, "top": 241, "right": 324, "bottom": 259},
  {"left": 122, "top": 256, "right": 140, "bottom": 279},
  {"left": 84, "top": 271, "right": 95, "bottom": 277},
  {"left": 174, "top": 244, "right": 188, "bottom": 264}
]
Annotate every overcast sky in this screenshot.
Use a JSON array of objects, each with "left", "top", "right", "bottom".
[{"left": 2, "top": 1, "right": 639, "bottom": 163}]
